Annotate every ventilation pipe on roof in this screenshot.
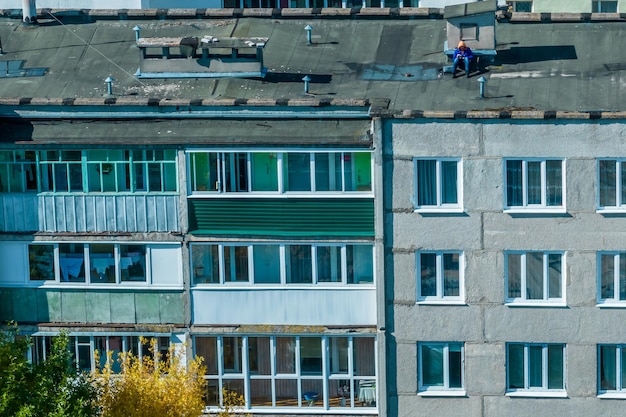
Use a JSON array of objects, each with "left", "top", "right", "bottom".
[
  {"left": 304, "top": 25, "right": 313, "bottom": 45},
  {"left": 22, "top": 0, "right": 37, "bottom": 24},
  {"left": 133, "top": 26, "right": 141, "bottom": 42},
  {"left": 105, "top": 76, "right": 114, "bottom": 96},
  {"left": 477, "top": 76, "right": 487, "bottom": 98},
  {"left": 302, "top": 75, "right": 311, "bottom": 94}
]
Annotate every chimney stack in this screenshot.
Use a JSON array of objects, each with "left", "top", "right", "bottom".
[{"left": 22, "top": 0, "right": 37, "bottom": 24}]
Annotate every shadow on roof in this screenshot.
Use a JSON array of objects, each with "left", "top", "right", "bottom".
[
  {"left": 261, "top": 73, "right": 332, "bottom": 83},
  {"left": 495, "top": 45, "right": 577, "bottom": 64}
]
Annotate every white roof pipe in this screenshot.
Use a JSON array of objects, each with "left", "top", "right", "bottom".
[{"left": 22, "top": 0, "right": 37, "bottom": 24}]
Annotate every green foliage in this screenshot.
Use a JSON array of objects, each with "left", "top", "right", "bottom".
[
  {"left": 0, "top": 323, "right": 97, "bottom": 417},
  {"left": 93, "top": 337, "right": 207, "bottom": 417}
]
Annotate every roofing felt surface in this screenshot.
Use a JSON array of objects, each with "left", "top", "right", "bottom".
[{"left": 0, "top": 13, "right": 624, "bottom": 113}]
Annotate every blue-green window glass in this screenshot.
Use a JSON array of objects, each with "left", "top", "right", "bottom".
[
  {"left": 286, "top": 245, "right": 312, "bottom": 283},
  {"left": 253, "top": 245, "right": 280, "bottom": 283},
  {"left": 422, "top": 345, "right": 443, "bottom": 386},
  {"left": 547, "top": 344, "right": 564, "bottom": 389},
  {"left": 420, "top": 343, "right": 463, "bottom": 390},
  {"left": 284, "top": 153, "right": 311, "bottom": 192},
  {"left": 506, "top": 160, "right": 523, "bottom": 206}
]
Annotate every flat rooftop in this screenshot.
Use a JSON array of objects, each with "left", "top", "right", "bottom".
[{"left": 0, "top": 11, "right": 624, "bottom": 113}]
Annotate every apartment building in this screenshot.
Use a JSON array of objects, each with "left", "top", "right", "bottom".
[{"left": 0, "top": 7, "right": 624, "bottom": 417}]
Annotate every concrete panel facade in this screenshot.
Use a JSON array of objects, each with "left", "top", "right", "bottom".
[
  {"left": 386, "top": 119, "right": 626, "bottom": 416},
  {"left": 0, "top": 288, "right": 185, "bottom": 324}
]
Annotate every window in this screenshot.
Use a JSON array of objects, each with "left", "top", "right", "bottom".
[
  {"left": 0, "top": 151, "right": 37, "bottom": 192},
  {"left": 598, "top": 345, "right": 626, "bottom": 395},
  {"left": 0, "top": 149, "right": 177, "bottom": 194},
  {"left": 507, "top": 343, "right": 565, "bottom": 394},
  {"left": 31, "top": 334, "right": 170, "bottom": 373},
  {"left": 188, "top": 151, "right": 372, "bottom": 194},
  {"left": 191, "top": 242, "right": 374, "bottom": 286},
  {"left": 598, "top": 252, "right": 626, "bottom": 303},
  {"left": 506, "top": 252, "right": 564, "bottom": 304},
  {"left": 507, "top": 1, "right": 533, "bottom": 12},
  {"left": 194, "top": 334, "right": 376, "bottom": 409},
  {"left": 418, "top": 343, "right": 464, "bottom": 393},
  {"left": 460, "top": 24, "right": 478, "bottom": 41},
  {"left": 414, "top": 158, "right": 460, "bottom": 211},
  {"left": 505, "top": 159, "right": 564, "bottom": 210},
  {"left": 417, "top": 252, "right": 463, "bottom": 303},
  {"left": 598, "top": 159, "right": 626, "bottom": 210},
  {"left": 592, "top": 0, "right": 618, "bottom": 12},
  {"left": 28, "top": 243, "right": 149, "bottom": 285}
]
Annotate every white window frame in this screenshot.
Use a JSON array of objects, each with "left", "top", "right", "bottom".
[
  {"left": 24, "top": 242, "right": 177, "bottom": 288},
  {"left": 30, "top": 333, "right": 172, "bottom": 372},
  {"left": 413, "top": 158, "right": 463, "bottom": 213},
  {"left": 506, "top": 343, "right": 566, "bottom": 397},
  {"left": 504, "top": 158, "right": 566, "bottom": 213},
  {"left": 416, "top": 251, "right": 464, "bottom": 304},
  {"left": 187, "top": 150, "right": 373, "bottom": 196},
  {"left": 598, "top": 344, "right": 626, "bottom": 398},
  {"left": 418, "top": 342, "right": 465, "bottom": 396},
  {"left": 195, "top": 334, "right": 378, "bottom": 410},
  {"left": 505, "top": 251, "right": 566, "bottom": 306},
  {"left": 597, "top": 159, "right": 626, "bottom": 212},
  {"left": 190, "top": 242, "right": 375, "bottom": 287},
  {"left": 597, "top": 252, "right": 626, "bottom": 306}
]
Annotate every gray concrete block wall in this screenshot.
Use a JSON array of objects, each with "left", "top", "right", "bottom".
[{"left": 386, "top": 119, "right": 626, "bottom": 416}]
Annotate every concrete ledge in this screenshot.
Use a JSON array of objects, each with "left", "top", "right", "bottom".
[
  {"left": 203, "top": 8, "right": 235, "bottom": 17},
  {"left": 556, "top": 111, "right": 590, "bottom": 119},
  {"left": 166, "top": 8, "right": 200, "bottom": 17},
  {"left": 421, "top": 110, "right": 456, "bottom": 119},
  {"left": 357, "top": 7, "right": 391, "bottom": 16},
  {"left": 466, "top": 110, "right": 505, "bottom": 119},
  {"left": 399, "top": 7, "right": 442, "bottom": 17},
  {"left": 320, "top": 8, "right": 353, "bottom": 16},
  {"left": 126, "top": 9, "right": 159, "bottom": 17},
  {"left": 281, "top": 8, "right": 316, "bottom": 17},
  {"left": 549, "top": 12, "right": 586, "bottom": 22},
  {"left": 0, "top": 97, "right": 625, "bottom": 120},
  {"left": 508, "top": 12, "right": 542, "bottom": 22},
  {"left": 2, "top": 8, "right": 624, "bottom": 22},
  {"left": 242, "top": 8, "right": 274, "bottom": 17}
]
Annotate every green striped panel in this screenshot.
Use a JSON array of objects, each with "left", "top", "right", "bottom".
[{"left": 188, "top": 198, "right": 374, "bottom": 237}]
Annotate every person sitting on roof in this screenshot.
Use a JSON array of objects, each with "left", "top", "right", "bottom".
[{"left": 452, "top": 41, "right": 474, "bottom": 78}]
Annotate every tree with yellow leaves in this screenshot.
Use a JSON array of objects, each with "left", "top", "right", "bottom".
[{"left": 92, "top": 337, "right": 206, "bottom": 417}]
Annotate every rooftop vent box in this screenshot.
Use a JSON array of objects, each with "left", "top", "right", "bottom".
[
  {"left": 444, "top": 0, "right": 497, "bottom": 51},
  {"left": 135, "top": 35, "right": 268, "bottom": 79}
]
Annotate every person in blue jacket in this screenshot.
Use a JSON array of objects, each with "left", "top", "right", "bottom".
[{"left": 452, "top": 40, "right": 474, "bottom": 78}]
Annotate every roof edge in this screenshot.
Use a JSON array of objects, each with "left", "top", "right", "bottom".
[{"left": 1, "top": 8, "right": 625, "bottom": 22}]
